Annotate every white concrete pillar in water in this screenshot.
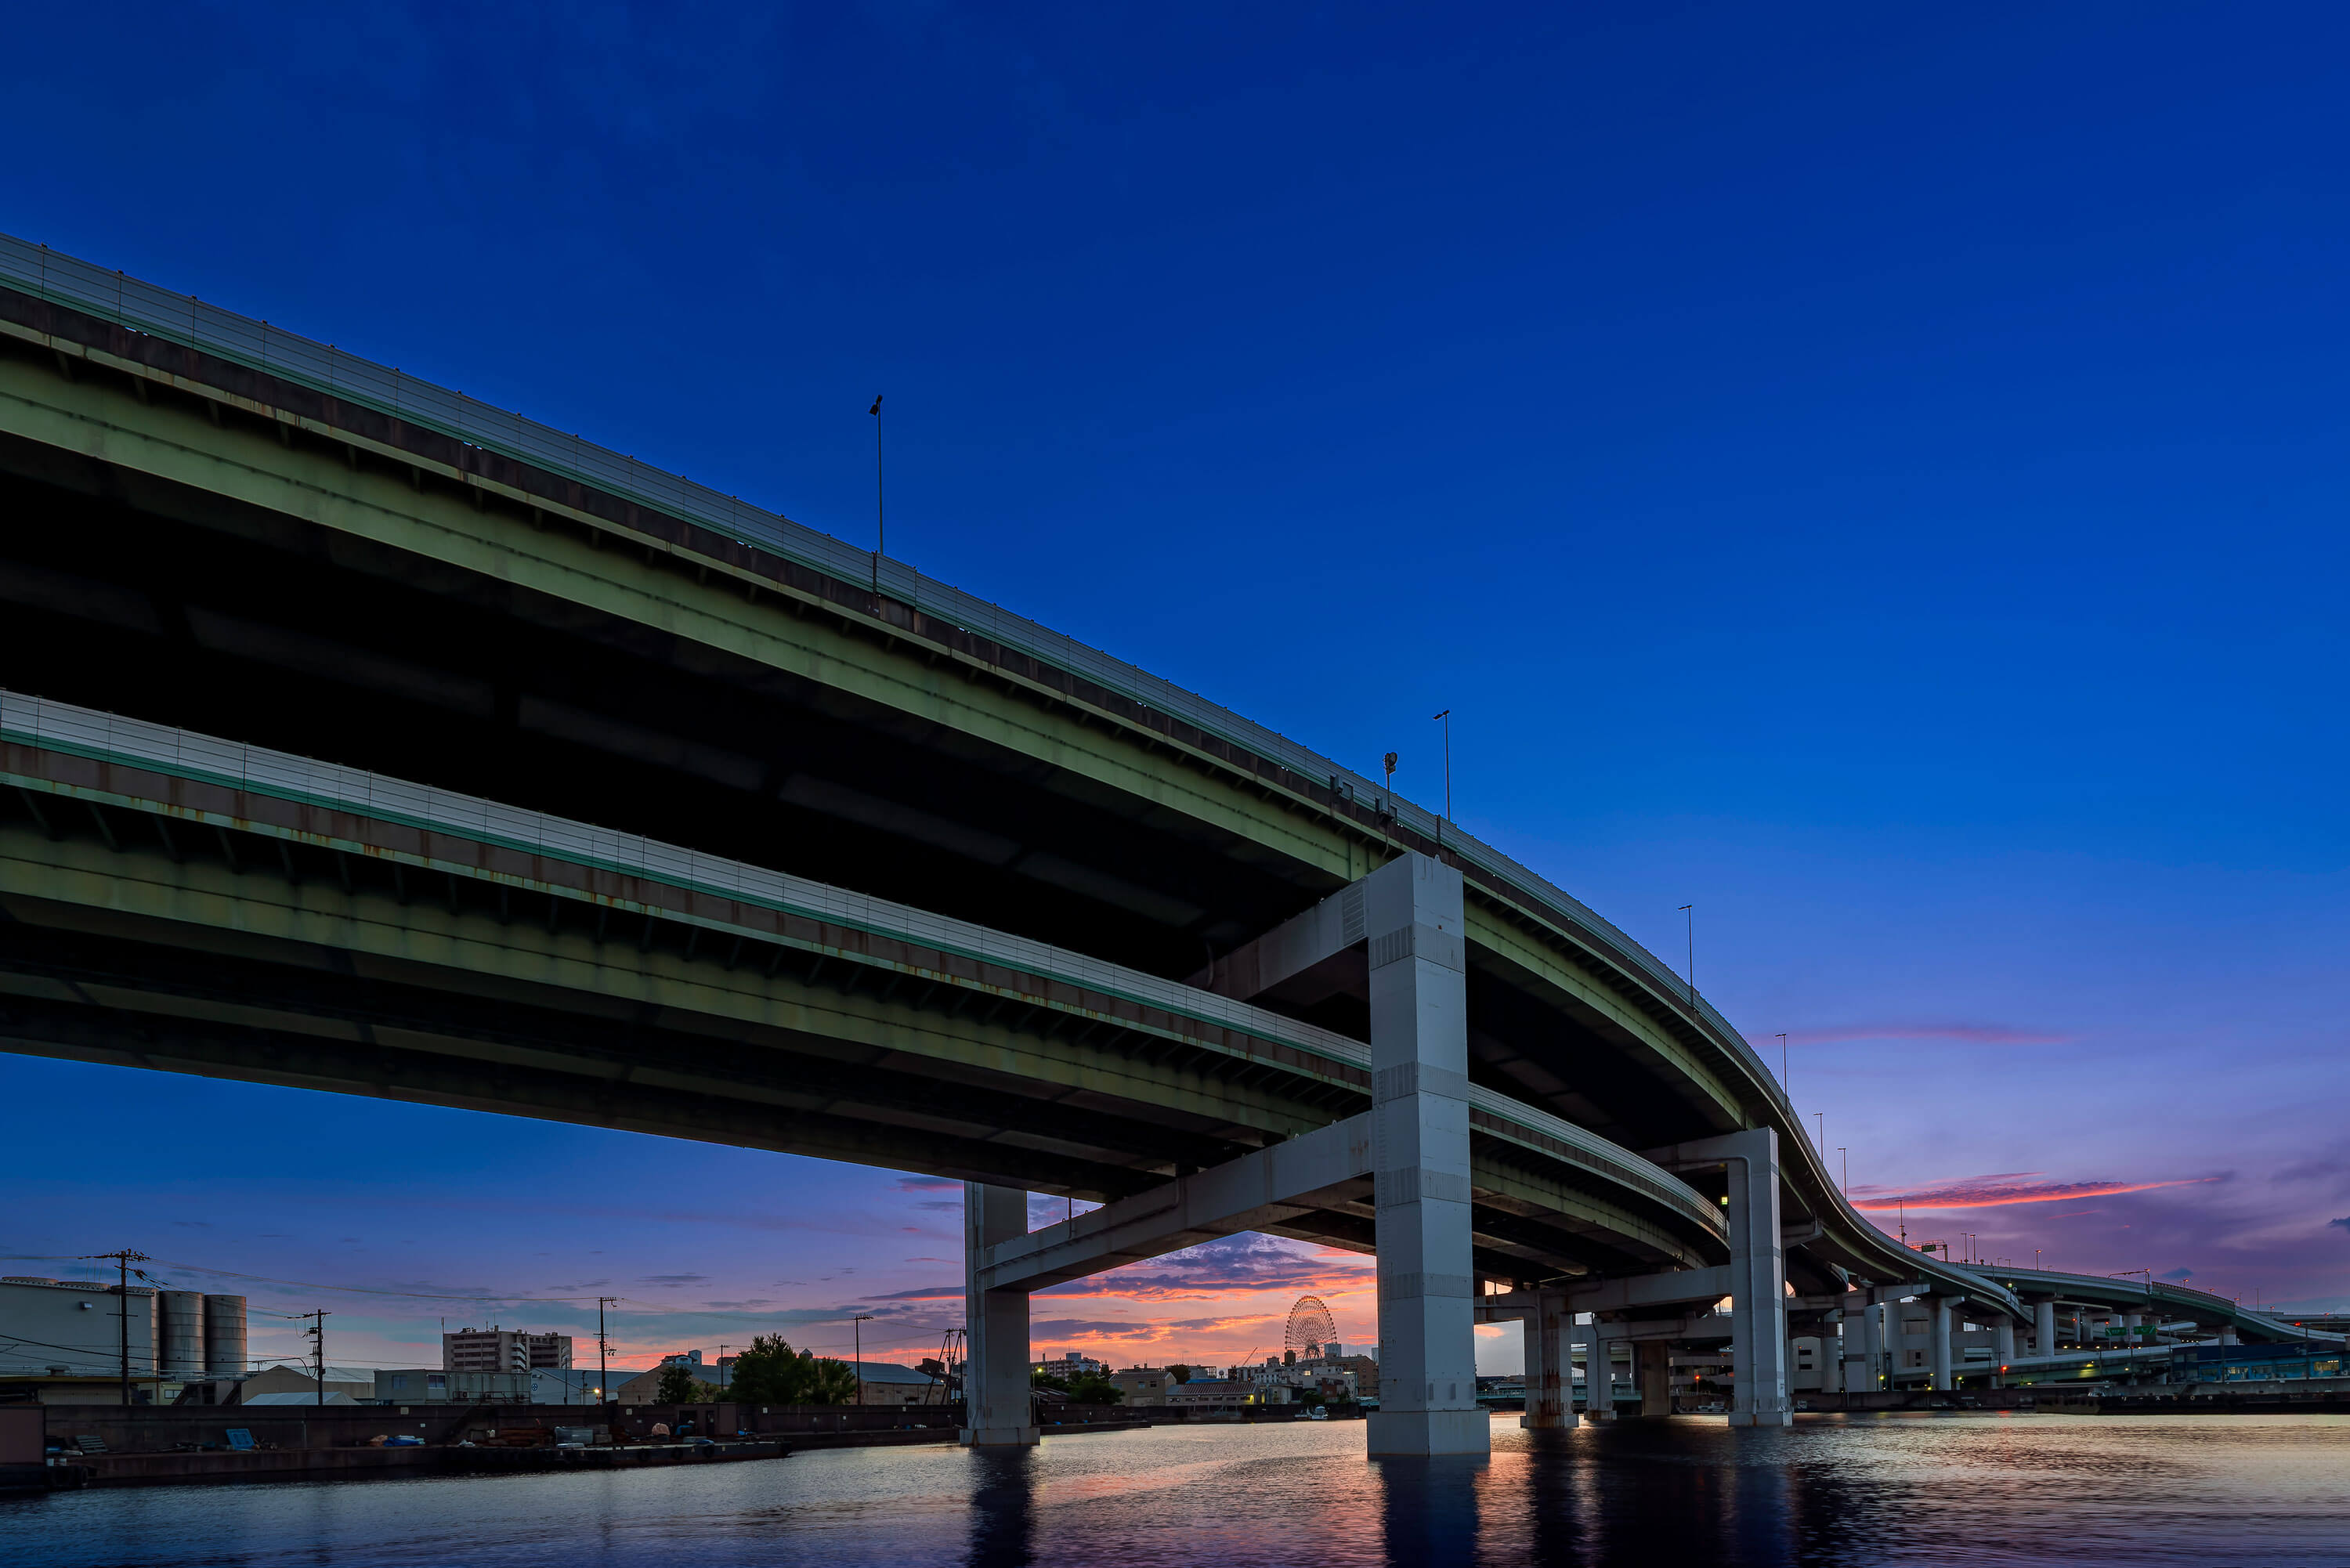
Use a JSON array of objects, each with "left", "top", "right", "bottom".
[
  {"left": 1364, "top": 853, "right": 1486, "bottom": 1458},
  {"left": 2034, "top": 1300, "right": 2057, "bottom": 1357},
  {"left": 1842, "top": 1289, "right": 1875, "bottom": 1394},
  {"left": 1929, "top": 1298, "right": 1954, "bottom": 1391},
  {"left": 1521, "top": 1293, "right": 1573, "bottom": 1429},
  {"left": 961, "top": 1183, "right": 1039, "bottom": 1447},
  {"left": 1661, "top": 1127, "right": 1790, "bottom": 1426}
]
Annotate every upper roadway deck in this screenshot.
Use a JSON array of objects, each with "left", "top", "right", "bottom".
[{"left": 0, "top": 234, "right": 2023, "bottom": 1313}]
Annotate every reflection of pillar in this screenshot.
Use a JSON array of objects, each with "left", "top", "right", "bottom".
[
  {"left": 967, "top": 1448, "right": 1038, "bottom": 1568},
  {"left": 1365, "top": 854, "right": 1486, "bottom": 1458},
  {"left": 2034, "top": 1300, "right": 2057, "bottom": 1357},
  {"left": 962, "top": 1183, "right": 1038, "bottom": 1447},
  {"left": 1379, "top": 1454, "right": 1485, "bottom": 1568},
  {"left": 1523, "top": 1295, "right": 1572, "bottom": 1429},
  {"left": 1929, "top": 1299, "right": 1954, "bottom": 1392}
]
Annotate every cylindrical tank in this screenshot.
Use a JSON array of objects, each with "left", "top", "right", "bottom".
[
  {"left": 159, "top": 1292, "right": 207, "bottom": 1377},
  {"left": 203, "top": 1295, "right": 248, "bottom": 1377}
]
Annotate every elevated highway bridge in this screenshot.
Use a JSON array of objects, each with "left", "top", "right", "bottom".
[{"left": 0, "top": 237, "right": 2276, "bottom": 1454}]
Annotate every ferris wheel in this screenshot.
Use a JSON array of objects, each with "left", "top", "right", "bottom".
[{"left": 1285, "top": 1295, "right": 1339, "bottom": 1360}]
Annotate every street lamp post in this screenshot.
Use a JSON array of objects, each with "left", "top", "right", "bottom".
[{"left": 852, "top": 1314, "right": 874, "bottom": 1408}]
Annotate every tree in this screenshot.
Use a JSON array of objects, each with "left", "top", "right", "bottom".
[
  {"left": 1166, "top": 1364, "right": 1191, "bottom": 1385},
  {"left": 654, "top": 1364, "right": 700, "bottom": 1404},
  {"left": 1064, "top": 1373, "right": 1124, "bottom": 1405},
  {"left": 1032, "top": 1369, "right": 1070, "bottom": 1392},
  {"left": 725, "top": 1333, "right": 862, "bottom": 1406}
]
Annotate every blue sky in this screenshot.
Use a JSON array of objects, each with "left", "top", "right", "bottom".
[{"left": 4, "top": 2, "right": 2348, "bottom": 1368}]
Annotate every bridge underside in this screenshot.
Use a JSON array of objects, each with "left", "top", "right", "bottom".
[{"left": 0, "top": 715, "right": 1719, "bottom": 1290}]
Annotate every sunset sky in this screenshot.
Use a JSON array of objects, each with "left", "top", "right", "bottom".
[{"left": 6, "top": 2, "right": 2348, "bottom": 1373}]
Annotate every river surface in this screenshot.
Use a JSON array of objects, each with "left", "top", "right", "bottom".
[{"left": 11, "top": 1413, "right": 2350, "bottom": 1566}]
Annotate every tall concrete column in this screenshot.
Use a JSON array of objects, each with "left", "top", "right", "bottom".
[
  {"left": 1723, "top": 1129, "right": 1791, "bottom": 1425},
  {"left": 1521, "top": 1293, "right": 1572, "bottom": 1429},
  {"left": 1583, "top": 1324, "right": 1619, "bottom": 1421},
  {"left": 2034, "top": 1300, "right": 2057, "bottom": 1357},
  {"left": 1634, "top": 1341, "right": 1673, "bottom": 1418},
  {"left": 1929, "top": 1298, "right": 1954, "bottom": 1392},
  {"left": 1364, "top": 853, "right": 1486, "bottom": 1458},
  {"left": 962, "top": 1183, "right": 1038, "bottom": 1447},
  {"left": 1995, "top": 1319, "right": 2016, "bottom": 1372},
  {"left": 1842, "top": 1289, "right": 1875, "bottom": 1394}
]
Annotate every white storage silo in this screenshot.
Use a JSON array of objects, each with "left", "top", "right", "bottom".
[
  {"left": 202, "top": 1294, "right": 248, "bottom": 1377},
  {"left": 159, "top": 1292, "right": 207, "bottom": 1378}
]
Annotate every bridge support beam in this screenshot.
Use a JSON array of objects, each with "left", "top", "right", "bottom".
[
  {"left": 1520, "top": 1292, "right": 1572, "bottom": 1429},
  {"left": 1929, "top": 1298, "right": 1954, "bottom": 1392},
  {"left": 2034, "top": 1299, "right": 2057, "bottom": 1357},
  {"left": 1364, "top": 853, "right": 1487, "bottom": 1458},
  {"left": 962, "top": 1183, "right": 1038, "bottom": 1447}
]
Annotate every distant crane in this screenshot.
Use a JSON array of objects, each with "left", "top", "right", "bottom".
[{"left": 920, "top": 1327, "right": 967, "bottom": 1405}]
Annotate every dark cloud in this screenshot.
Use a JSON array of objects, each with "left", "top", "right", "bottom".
[
  {"left": 2159, "top": 1268, "right": 2194, "bottom": 1281},
  {"left": 2329, "top": 1217, "right": 2350, "bottom": 1236},
  {"left": 895, "top": 1178, "right": 960, "bottom": 1192},
  {"left": 913, "top": 1200, "right": 960, "bottom": 1212},
  {"left": 1035, "top": 1234, "right": 1373, "bottom": 1301},
  {"left": 637, "top": 1274, "right": 710, "bottom": 1288}
]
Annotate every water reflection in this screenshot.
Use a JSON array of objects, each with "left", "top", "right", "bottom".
[
  {"left": 1374, "top": 1454, "right": 1485, "bottom": 1568},
  {"left": 967, "top": 1447, "right": 1038, "bottom": 1568},
  {"left": 9, "top": 1414, "right": 2350, "bottom": 1567}
]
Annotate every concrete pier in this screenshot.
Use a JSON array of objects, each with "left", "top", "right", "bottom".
[{"left": 1364, "top": 855, "right": 1487, "bottom": 1458}]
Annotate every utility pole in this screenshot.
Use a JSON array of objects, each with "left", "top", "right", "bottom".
[
  {"left": 868, "top": 393, "right": 885, "bottom": 592},
  {"left": 1813, "top": 1111, "right": 1824, "bottom": 1155},
  {"left": 1431, "top": 710, "right": 1452, "bottom": 822},
  {"left": 598, "top": 1298, "right": 615, "bottom": 1414},
  {"left": 1837, "top": 1147, "right": 1847, "bottom": 1194},
  {"left": 1678, "top": 905, "right": 1694, "bottom": 1009},
  {"left": 87, "top": 1250, "right": 150, "bottom": 1407},
  {"left": 302, "top": 1310, "right": 331, "bottom": 1407},
  {"left": 852, "top": 1314, "right": 874, "bottom": 1409},
  {"left": 1777, "top": 1033, "right": 1789, "bottom": 1094}
]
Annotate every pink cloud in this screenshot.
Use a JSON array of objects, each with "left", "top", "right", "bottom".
[
  {"left": 1790, "top": 1022, "right": 2073, "bottom": 1046},
  {"left": 1851, "top": 1173, "right": 2218, "bottom": 1211}
]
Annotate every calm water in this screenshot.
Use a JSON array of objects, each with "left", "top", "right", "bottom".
[{"left": 11, "top": 1414, "right": 2350, "bottom": 1567}]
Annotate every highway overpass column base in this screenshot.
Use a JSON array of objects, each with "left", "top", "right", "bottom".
[
  {"left": 1521, "top": 1293, "right": 1573, "bottom": 1429},
  {"left": 962, "top": 1182, "right": 1038, "bottom": 1448},
  {"left": 1632, "top": 1341, "right": 1672, "bottom": 1418},
  {"left": 1365, "top": 853, "right": 1486, "bottom": 1460},
  {"left": 1369, "top": 1408, "right": 1491, "bottom": 1456},
  {"left": 1929, "top": 1299, "right": 1954, "bottom": 1393},
  {"left": 1670, "top": 1127, "right": 1792, "bottom": 1426},
  {"left": 2034, "top": 1300, "right": 2057, "bottom": 1359},
  {"left": 1842, "top": 1288, "right": 1875, "bottom": 1395}
]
